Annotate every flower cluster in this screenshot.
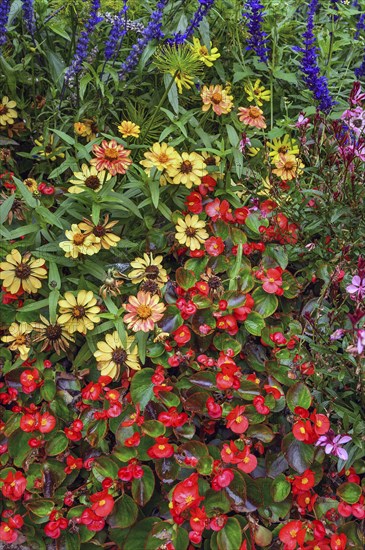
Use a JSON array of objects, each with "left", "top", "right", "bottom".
[{"left": 242, "top": 0, "right": 270, "bottom": 63}]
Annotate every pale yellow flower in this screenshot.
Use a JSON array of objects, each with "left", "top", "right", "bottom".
[
  {"left": 23, "top": 178, "right": 38, "bottom": 193},
  {"left": 0, "top": 249, "right": 47, "bottom": 294},
  {"left": 68, "top": 164, "right": 111, "bottom": 194},
  {"left": 166, "top": 152, "right": 207, "bottom": 188},
  {"left": 175, "top": 214, "right": 209, "bottom": 250},
  {"left": 94, "top": 332, "right": 140, "bottom": 379},
  {"left": 190, "top": 38, "right": 220, "bottom": 67},
  {"left": 129, "top": 253, "right": 168, "bottom": 288},
  {"left": 0, "top": 96, "right": 17, "bottom": 126},
  {"left": 34, "top": 135, "right": 65, "bottom": 161},
  {"left": 59, "top": 224, "right": 100, "bottom": 258},
  {"left": 77, "top": 216, "right": 120, "bottom": 250},
  {"left": 118, "top": 120, "right": 141, "bottom": 138},
  {"left": 1, "top": 322, "right": 32, "bottom": 360},
  {"left": 140, "top": 142, "right": 180, "bottom": 176},
  {"left": 58, "top": 290, "right": 101, "bottom": 334},
  {"left": 31, "top": 315, "right": 74, "bottom": 355}
]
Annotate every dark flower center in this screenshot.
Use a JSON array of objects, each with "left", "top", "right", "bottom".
[
  {"left": 352, "top": 119, "right": 363, "bottom": 128},
  {"left": 45, "top": 145, "right": 53, "bottom": 153},
  {"left": 84, "top": 175, "right": 101, "bottom": 189},
  {"left": 204, "top": 156, "right": 216, "bottom": 166},
  {"left": 72, "top": 306, "right": 85, "bottom": 318},
  {"left": 15, "top": 263, "right": 31, "bottom": 279},
  {"left": 93, "top": 225, "right": 106, "bottom": 237},
  {"left": 140, "top": 280, "right": 159, "bottom": 294},
  {"left": 181, "top": 160, "right": 193, "bottom": 174},
  {"left": 145, "top": 265, "right": 159, "bottom": 279},
  {"left": 45, "top": 324, "right": 62, "bottom": 340},
  {"left": 0, "top": 105, "right": 8, "bottom": 114},
  {"left": 112, "top": 348, "right": 127, "bottom": 365},
  {"left": 208, "top": 275, "right": 221, "bottom": 289},
  {"left": 212, "top": 92, "right": 222, "bottom": 104},
  {"left": 73, "top": 233, "right": 86, "bottom": 245},
  {"left": 185, "top": 227, "right": 196, "bottom": 237}
]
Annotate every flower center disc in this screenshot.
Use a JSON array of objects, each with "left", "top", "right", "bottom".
[
  {"left": 72, "top": 306, "right": 85, "bottom": 318},
  {"left": 181, "top": 160, "right": 193, "bottom": 174},
  {"left": 15, "top": 263, "right": 31, "bottom": 279},
  {"left": 136, "top": 305, "right": 152, "bottom": 319},
  {"left": 85, "top": 176, "right": 101, "bottom": 189},
  {"left": 112, "top": 348, "right": 127, "bottom": 364},
  {"left": 104, "top": 148, "right": 119, "bottom": 160}
]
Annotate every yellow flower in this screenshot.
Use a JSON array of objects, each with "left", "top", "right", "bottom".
[
  {"left": 267, "top": 134, "right": 300, "bottom": 163},
  {"left": 68, "top": 164, "right": 111, "bottom": 194},
  {"left": 77, "top": 216, "right": 120, "bottom": 250},
  {"left": 153, "top": 45, "right": 203, "bottom": 95},
  {"left": 0, "top": 96, "right": 17, "bottom": 126},
  {"left": 1, "top": 322, "right": 32, "bottom": 360},
  {"left": 118, "top": 120, "right": 141, "bottom": 138},
  {"left": 124, "top": 291, "right": 166, "bottom": 333},
  {"left": 58, "top": 290, "right": 101, "bottom": 334},
  {"left": 23, "top": 178, "right": 38, "bottom": 193},
  {"left": 140, "top": 142, "right": 180, "bottom": 176},
  {"left": 0, "top": 249, "right": 47, "bottom": 294},
  {"left": 34, "top": 135, "right": 65, "bottom": 161},
  {"left": 166, "top": 152, "right": 207, "bottom": 188},
  {"left": 129, "top": 253, "right": 168, "bottom": 288},
  {"left": 200, "top": 85, "right": 234, "bottom": 116},
  {"left": 244, "top": 79, "right": 271, "bottom": 107},
  {"left": 74, "top": 119, "right": 98, "bottom": 141},
  {"left": 175, "top": 214, "right": 209, "bottom": 251},
  {"left": 94, "top": 332, "right": 140, "bottom": 379},
  {"left": 272, "top": 153, "right": 304, "bottom": 181},
  {"left": 247, "top": 147, "right": 260, "bottom": 157},
  {"left": 31, "top": 315, "right": 74, "bottom": 355},
  {"left": 59, "top": 224, "right": 101, "bottom": 258},
  {"left": 190, "top": 38, "right": 220, "bottom": 67}
]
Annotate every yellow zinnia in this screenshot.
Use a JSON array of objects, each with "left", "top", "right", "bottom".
[
  {"left": 175, "top": 214, "right": 209, "bottom": 251},
  {"left": 34, "top": 135, "right": 65, "bottom": 161},
  {"left": 140, "top": 142, "right": 180, "bottom": 176},
  {"left": 68, "top": 164, "right": 111, "bottom": 194},
  {"left": 0, "top": 249, "right": 47, "bottom": 294},
  {"left": 166, "top": 152, "right": 207, "bottom": 188},
  {"left": 267, "top": 134, "right": 300, "bottom": 163},
  {"left": 129, "top": 253, "right": 168, "bottom": 288},
  {"left": 77, "top": 216, "right": 120, "bottom": 251},
  {"left": 244, "top": 79, "right": 271, "bottom": 107},
  {"left": 118, "top": 120, "right": 141, "bottom": 138},
  {"left": 58, "top": 290, "right": 101, "bottom": 334},
  {"left": 59, "top": 224, "right": 101, "bottom": 258},
  {"left": 2, "top": 322, "right": 32, "bottom": 360},
  {"left": 0, "top": 96, "right": 17, "bottom": 126},
  {"left": 94, "top": 332, "right": 140, "bottom": 379},
  {"left": 190, "top": 38, "right": 220, "bottom": 67},
  {"left": 272, "top": 153, "right": 304, "bottom": 181}
]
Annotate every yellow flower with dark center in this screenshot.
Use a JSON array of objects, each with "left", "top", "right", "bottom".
[
  {"left": 77, "top": 216, "right": 120, "bottom": 250},
  {"left": 244, "top": 80, "right": 271, "bottom": 107},
  {"left": 124, "top": 291, "right": 166, "bottom": 333},
  {"left": 0, "top": 96, "right": 17, "bottom": 126},
  {"left": 272, "top": 153, "right": 304, "bottom": 181},
  {"left": 68, "top": 164, "right": 111, "bottom": 194},
  {"left": 94, "top": 332, "right": 140, "bottom": 379},
  {"left": 175, "top": 214, "right": 209, "bottom": 250},
  {"left": 2, "top": 322, "right": 32, "bottom": 360},
  {"left": 0, "top": 249, "right": 47, "bottom": 294},
  {"left": 140, "top": 142, "right": 180, "bottom": 176},
  {"left": 74, "top": 119, "right": 98, "bottom": 141},
  {"left": 267, "top": 135, "right": 300, "bottom": 163},
  {"left": 34, "top": 135, "right": 65, "bottom": 161},
  {"left": 128, "top": 253, "right": 168, "bottom": 288},
  {"left": 59, "top": 224, "right": 101, "bottom": 258},
  {"left": 31, "top": 315, "right": 74, "bottom": 355},
  {"left": 58, "top": 290, "right": 101, "bottom": 334},
  {"left": 23, "top": 178, "right": 38, "bottom": 193},
  {"left": 191, "top": 38, "right": 220, "bottom": 67},
  {"left": 118, "top": 120, "right": 141, "bottom": 138},
  {"left": 166, "top": 152, "right": 207, "bottom": 188}
]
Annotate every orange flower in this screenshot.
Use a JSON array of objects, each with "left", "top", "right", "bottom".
[
  {"left": 90, "top": 139, "right": 132, "bottom": 176},
  {"left": 200, "top": 85, "right": 233, "bottom": 116},
  {"left": 238, "top": 106, "right": 266, "bottom": 128},
  {"left": 272, "top": 153, "right": 304, "bottom": 181},
  {"left": 124, "top": 291, "right": 166, "bottom": 332}
]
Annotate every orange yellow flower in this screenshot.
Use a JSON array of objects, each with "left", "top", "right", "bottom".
[
  {"left": 166, "top": 152, "right": 207, "bottom": 188},
  {"left": 140, "top": 142, "right": 180, "bottom": 175},
  {"left": 201, "top": 85, "right": 234, "bottom": 116},
  {"left": 118, "top": 120, "right": 140, "bottom": 138},
  {"left": 0, "top": 249, "right": 47, "bottom": 294},
  {"left": 90, "top": 139, "right": 132, "bottom": 176},
  {"left": 124, "top": 291, "right": 166, "bottom": 332},
  {"left": 272, "top": 153, "right": 304, "bottom": 181},
  {"left": 238, "top": 106, "right": 266, "bottom": 129},
  {"left": 59, "top": 224, "right": 100, "bottom": 258},
  {"left": 267, "top": 134, "right": 300, "bottom": 163},
  {"left": 74, "top": 119, "right": 98, "bottom": 141},
  {"left": 175, "top": 214, "right": 209, "bottom": 250}
]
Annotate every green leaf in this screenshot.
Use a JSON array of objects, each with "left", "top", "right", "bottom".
[
  {"left": 252, "top": 288, "right": 278, "bottom": 318},
  {"left": 92, "top": 457, "right": 119, "bottom": 481},
  {"left": 244, "top": 312, "right": 265, "bottom": 336},
  {"left": 217, "top": 517, "right": 242, "bottom": 550},
  {"left": 108, "top": 494, "right": 138, "bottom": 529},
  {"left": 336, "top": 482, "right": 362, "bottom": 504},
  {"left": 36, "top": 205, "right": 64, "bottom": 229},
  {"left": 271, "top": 474, "right": 291, "bottom": 502},
  {"left": 26, "top": 499, "right": 54, "bottom": 517},
  {"left": 40, "top": 379, "right": 57, "bottom": 402},
  {"left": 50, "top": 128, "right": 75, "bottom": 145},
  {"left": 130, "top": 368, "right": 155, "bottom": 411},
  {"left": 283, "top": 436, "right": 314, "bottom": 474},
  {"left": 45, "top": 432, "right": 69, "bottom": 456},
  {"left": 132, "top": 465, "right": 155, "bottom": 506},
  {"left": 176, "top": 267, "right": 197, "bottom": 290},
  {"left": 49, "top": 289, "right": 60, "bottom": 324},
  {"left": 213, "top": 333, "right": 242, "bottom": 355},
  {"left": 142, "top": 420, "right": 166, "bottom": 438},
  {"left": 226, "top": 124, "right": 239, "bottom": 147},
  {"left": 0, "top": 194, "right": 15, "bottom": 224},
  {"left": 13, "top": 176, "right": 38, "bottom": 207},
  {"left": 286, "top": 382, "right": 312, "bottom": 412},
  {"left": 48, "top": 262, "right": 61, "bottom": 290},
  {"left": 149, "top": 177, "right": 160, "bottom": 209}
]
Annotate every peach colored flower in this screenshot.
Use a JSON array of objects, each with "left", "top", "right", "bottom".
[
  {"left": 90, "top": 139, "right": 132, "bottom": 176},
  {"left": 124, "top": 291, "right": 166, "bottom": 332},
  {"left": 238, "top": 106, "right": 266, "bottom": 129},
  {"left": 200, "top": 85, "right": 233, "bottom": 115}
]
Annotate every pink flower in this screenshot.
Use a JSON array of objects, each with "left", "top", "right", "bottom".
[
  {"left": 262, "top": 268, "right": 283, "bottom": 294},
  {"left": 316, "top": 430, "right": 352, "bottom": 461},
  {"left": 346, "top": 275, "right": 365, "bottom": 300}
]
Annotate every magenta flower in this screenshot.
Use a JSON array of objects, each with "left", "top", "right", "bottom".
[
  {"left": 346, "top": 275, "right": 365, "bottom": 299},
  {"left": 356, "top": 329, "right": 365, "bottom": 354},
  {"left": 316, "top": 430, "right": 352, "bottom": 461}
]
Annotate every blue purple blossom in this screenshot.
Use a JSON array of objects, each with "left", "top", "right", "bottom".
[
  {"left": 105, "top": 0, "right": 129, "bottom": 61},
  {"left": 64, "top": 0, "right": 103, "bottom": 85},
  {"left": 119, "top": 0, "right": 168, "bottom": 79},
  {"left": 168, "top": 0, "right": 215, "bottom": 46},
  {"left": 354, "top": 47, "right": 365, "bottom": 80},
  {"left": 297, "top": 0, "right": 335, "bottom": 113},
  {"left": 22, "top": 0, "right": 36, "bottom": 36},
  {"left": 242, "top": 0, "right": 270, "bottom": 64},
  {"left": 0, "top": 0, "right": 12, "bottom": 47}
]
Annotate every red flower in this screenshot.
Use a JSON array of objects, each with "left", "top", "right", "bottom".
[
  {"left": 206, "top": 397, "right": 222, "bottom": 419},
  {"left": 262, "top": 268, "right": 283, "bottom": 294},
  {"left": 147, "top": 436, "right": 174, "bottom": 459},
  {"left": 64, "top": 455, "right": 83, "bottom": 474},
  {"left": 253, "top": 395, "right": 270, "bottom": 415},
  {"left": 158, "top": 407, "right": 188, "bottom": 428},
  {"left": 279, "top": 520, "right": 306, "bottom": 550},
  {"left": 20, "top": 413, "right": 39, "bottom": 432},
  {"left": 236, "top": 446, "right": 258, "bottom": 474},
  {"left": 226, "top": 405, "right": 249, "bottom": 434},
  {"left": 0, "top": 522, "right": 18, "bottom": 543},
  {"left": 122, "top": 404, "right": 144, "bottom": 427},
  {"left": 173, "top": 325, "right": 191, "bottom": 346},
  {"left": 293, "top": 420, "right": 316, "bottom": 443},
  {"left": 1, "top": 471, "right": 27, "bottom": 501},
  {"left": 235, "top": 207, "right": 249, "bottom": 224},
  {"left": 292, "top": 469, "right": 315, "bottom": 493},
  {"left": 210, "top": 514, "right": 227, "bottom": 531},
  {"left": 81, "top": 382, "right": 102, "bottom": 401},
  {"left": 233, "top": 294, "right": 254, "bottom": 321},
  {"left": 330, "top": 534, "right": 347, "bottom": 550},
  {"left": 199, "top": 175, "right": 217, "bottom": 195},
  {"left": 312, "top": 414, "right": 330, "bottom": 436},
  {"left": 20, "top": 369, "right": 40, "bottom": 393},
  {"left": 185, "top": 191, "right": 203, "bottom": 214},
  {"left": 221, "top": 441, "right": 238, "bottom": 463},
  {"left": 90, "top": 490, "right": 114, "bottom": 517},
  {"left": 44, "top": 514, "right": 68, "bottom": 539},
  {"left": 204, "top": 236, "right": 225, "bottom": 256},
  {"left": 211, "top": 469, "right": 234, "bottom": 490},
  {"left": 39, "top": 412, "right": 56, "bottom": 434},
  {"left": 79, "top": 508, "right": 105, "bottom": 531},
  {"left": 124, "top": 432, "right": 141, "bottom": 447},
  {"left": 171, "top": 473, "right": 204, "bottom": 515},
  {"left": 216, "top": 314, "right": 238, "bottom": 335},
  {"left": 189, "top": 506, "right": 208, "bottom": 533}
]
